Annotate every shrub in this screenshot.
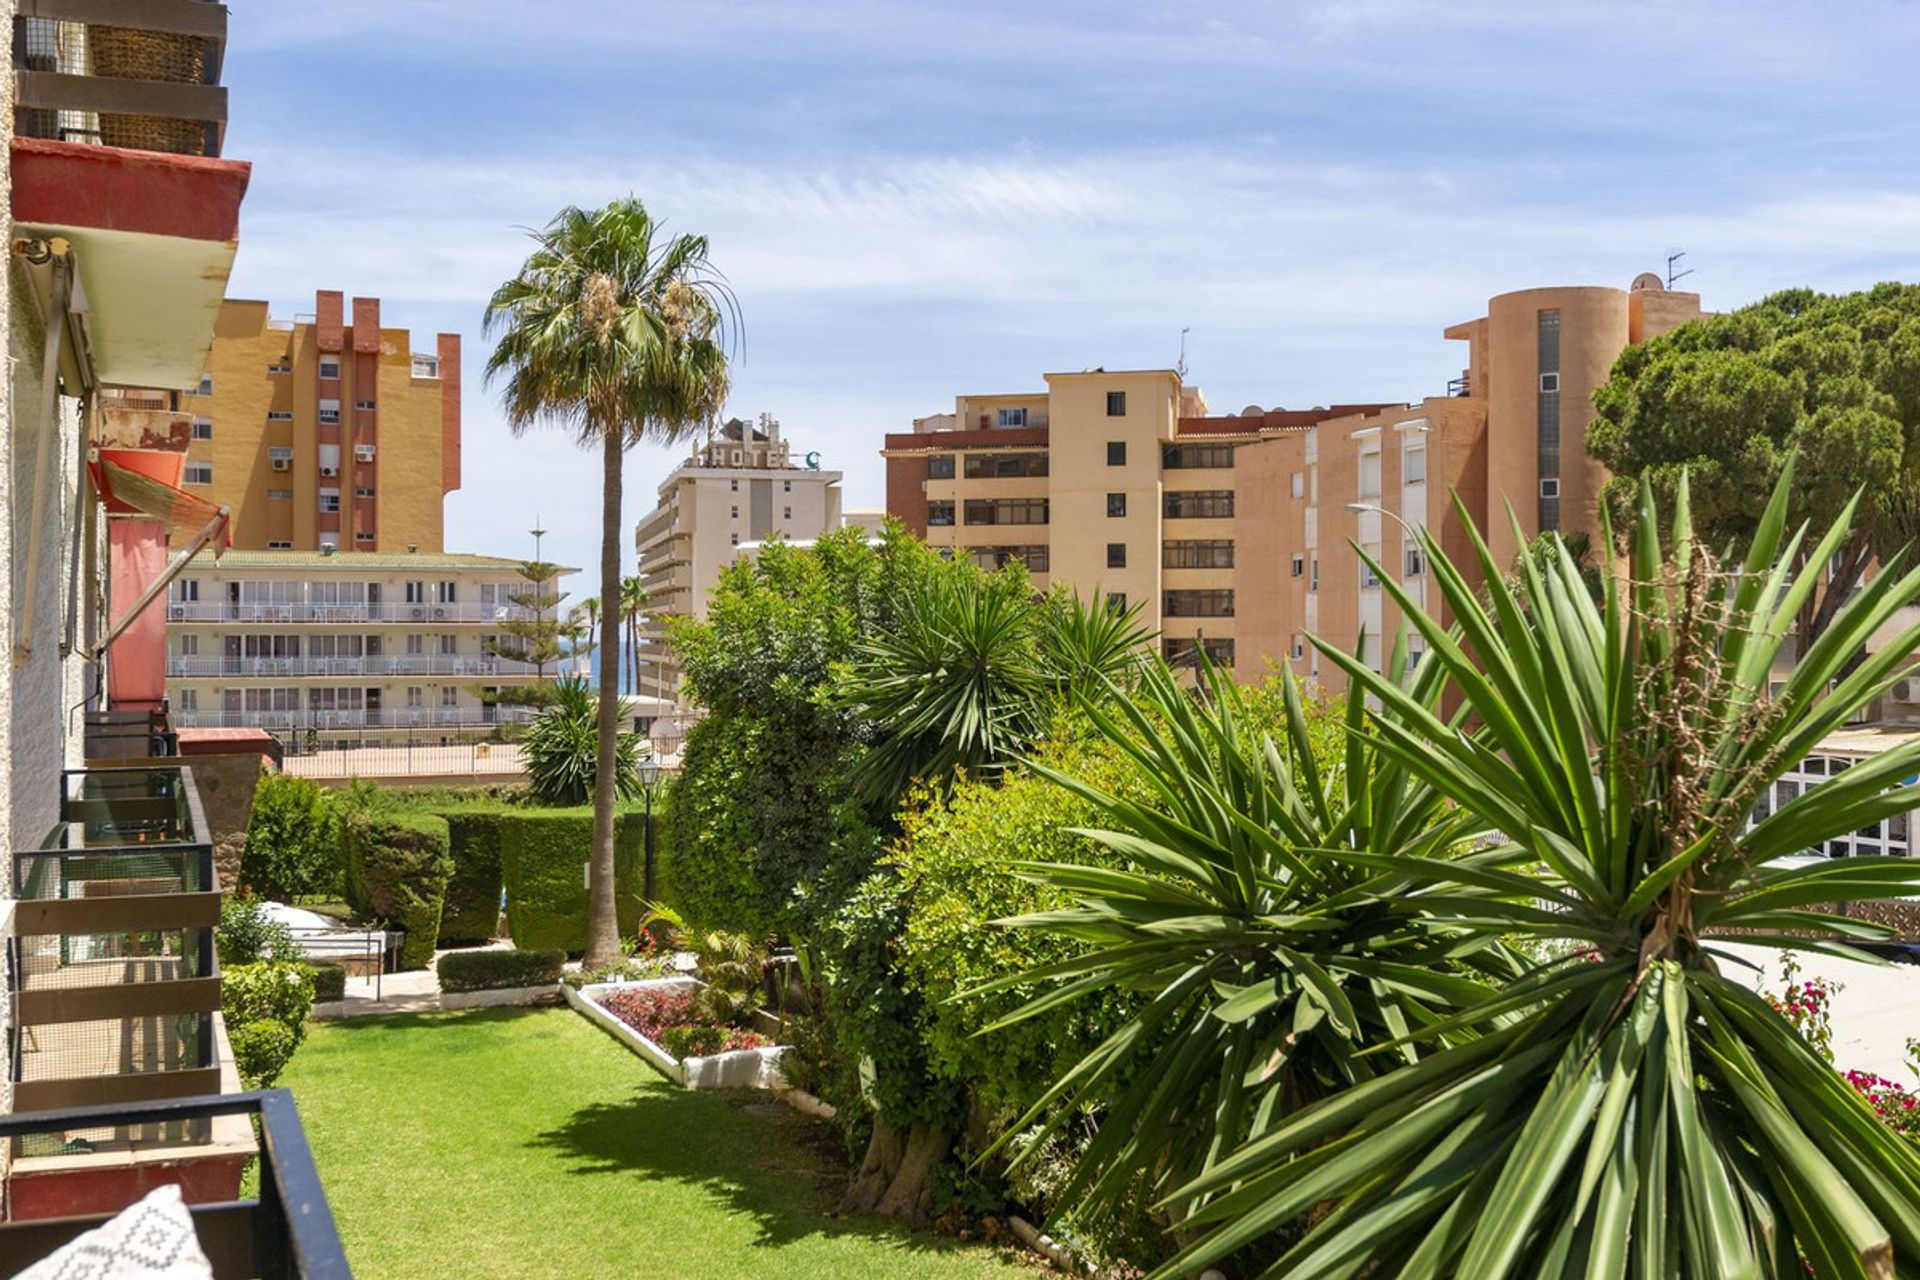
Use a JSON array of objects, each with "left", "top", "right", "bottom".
[
  {"left": 241, "top": 772, "right": 342, "bottom": 901},
  {"left": 309, "top": 961, "right": 347, "bottom": 1002},
  {"left": 522, "top": 674, "right": 642, "bottom": 806},
  {"left": 659, "top": 1024, "right": 727, "bottom": 1058},
  {"left": 222, "top": 960, "right": 315, "bottom": 1088},
  {"left": 218, "top": 895, "right": 301, "bottom": 967},
  {"left": 564, "top": 954, "right": 677, "bottom": 989},
  {"left": 438, "top": 809, "right": 508, "bottom": 945},
  {"left": 597, "top": 986, "right": 697, "bottom": 1040},
  {"left": 499, "top": 810, "right": 648, "bottom": 951},
  {"left": 342, "top": 811, "right": 452, "bottom": 970},
  {"left": 436, "top": 947, "right": 565, "bottom": 993}
]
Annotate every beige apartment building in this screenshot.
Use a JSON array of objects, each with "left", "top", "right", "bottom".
[
  {"left": 634, "top": 417, "right": 846, "bottom": 733},
  {"left": 884, "top": 275, "right": 1704, "bottom": 685},
  {"left": 165, "top": 551, "right": 572, "bottom": 743}
]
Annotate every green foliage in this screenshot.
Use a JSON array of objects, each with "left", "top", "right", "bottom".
[
  {"left": 499, "top": 809, "right": 649, "bottom": 951},
  {"left": 523, "top": 674, "right": 641, "bottom": 807},
  {"left": 222, "top": 960, "right": 315, "bottom": 1088},
  {"left": 436, "top": 947, "right": 566, "bottom": 992},
  {"left": 1590, "top": 282, "right": 1920, "bottom": 640},
  {"left": 309, "top": 961, "right": 347, "bottom": 1003},
  {"left": 563, "top": 953, "right": 678, "bottom": 989},
  {"left": 218, "top": 894, "right": 301, "bottom": 966},
  {"left": 659, "top": 1024, "right": 728, "bottom": 1059},
  {"left": 342, "top": 811, "right": 452, "bottom": 970},
  {"left": 242, "top": 772, "right": 342, "bottom": 901},
  {"left": 1151, "top": 468, "right": 1920, "bottom": 1276},
  {"left": 483, "top": 558, "right": 569, "bottom": 687},
  {"left": 439, "top": 808, "right": 509, "bottom": 945}
]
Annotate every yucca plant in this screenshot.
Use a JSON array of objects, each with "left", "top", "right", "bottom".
[
  {"left": 1158, "top": 466, "right": 1920, "bottom": 1278},
  {"left": 523, "top": 674, "right": 642, "bottom": 807},
  {"left": 973, "top": 648, "right": 1523, "bottom": 1247},
  {"left": 1034, "top": 588, "right": 1156, "bottom": 701}
]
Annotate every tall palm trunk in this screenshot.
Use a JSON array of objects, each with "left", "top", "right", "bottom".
[{"left": 586, "top": 422, "right": 625, "bottom": 965}]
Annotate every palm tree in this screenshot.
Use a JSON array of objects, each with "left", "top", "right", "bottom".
[
  {"left": 485, "top": 199, "right": 734, "bottom": 965},
  {"left": 620, "top": 573, "right": 646, "bottom": 696}
]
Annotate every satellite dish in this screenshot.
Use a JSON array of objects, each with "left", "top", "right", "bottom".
[
  {"left": 1240, "top": 404, "right": 1265, "bottom": 417},
  {"left": 1631, "top": 272, "right": 1665, "bottom": 292}
]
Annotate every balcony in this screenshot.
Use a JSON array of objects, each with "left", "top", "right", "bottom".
[
  {"left": 14, "top": 1, "right": 229, "bottom": 157},
  {"left": 167, "top": 601, "right": 539, "bottom": 625},
  {"left": 173, "top": 707, "right": 537, "bottom": 733},
  {"left": 168, "top": 654, "right": 544, "bottom": 679}
]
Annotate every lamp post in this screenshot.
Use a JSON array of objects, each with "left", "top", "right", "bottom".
[
  {"left": 1345, "top": 501, "right": 1429, "bottom": 613},
  {"left": 637, "top": 758, "right": 663, "bottom": 902}
]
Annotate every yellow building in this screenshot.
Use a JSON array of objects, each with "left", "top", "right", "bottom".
[
  {"left": 884, "top": 274, "right": 1704, "bottom": 686},
  {"left": 180, "top": 290, "right": 460, "bottom": 552}
]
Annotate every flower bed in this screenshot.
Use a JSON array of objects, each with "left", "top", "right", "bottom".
[{"left": 563, "top": 976, "right": 786, "bottom": 1090}]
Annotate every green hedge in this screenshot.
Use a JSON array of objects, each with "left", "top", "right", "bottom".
[
  {"left": 438, "top": 809, "right": 508, "bottom": 945},
  {"left": 309, "top": 961, "right": 347, "bottom": 1002},
  {"left": 343, "top": 811, "right": 451, "bottom": 970},
  {"left": 500, "top": 810, "right": 656, "bottom": 952},
  {"left": 436, "top": 947, "right": 566, "bottom": 993}
]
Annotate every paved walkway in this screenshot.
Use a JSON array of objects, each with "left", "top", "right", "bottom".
[
  {"left": 1716, "top": 940, "right": 1920, "bottom": 1080},
  {"left": 316, "top": 941, "right": 522, "bottom": 1018}
]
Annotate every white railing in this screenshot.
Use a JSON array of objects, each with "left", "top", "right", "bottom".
[
  {"left": 167, "top": 655, "right": 543, "bottom": 678},
  {"left": 166, "top": 602, "right": 538, "bottom": 624},
  {"left": 172, "top": 707, "right": 536, "bottom": 731}
]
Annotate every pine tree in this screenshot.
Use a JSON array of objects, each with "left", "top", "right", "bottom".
[{"left": 486, "top": 559, "right": 567, "bottom": 705}]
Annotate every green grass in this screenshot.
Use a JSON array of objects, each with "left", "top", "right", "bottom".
[{"left": 279, "top": 1007, "right": 1037, "bottom": 1280}]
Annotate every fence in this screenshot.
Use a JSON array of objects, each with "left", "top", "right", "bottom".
[{"left": 280, "top": 738, "right": 527, "bottom": 782}]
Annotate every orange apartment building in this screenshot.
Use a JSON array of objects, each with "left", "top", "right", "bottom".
[{"left": 883, "top": 275, "right": 1704, "bottom": 684}]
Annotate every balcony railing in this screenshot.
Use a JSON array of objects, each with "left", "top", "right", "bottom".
[
  {"left": 167, "top": 601, "right": 538, "bottom": 624},
  {"left": 172, "top": 707, "right": 536, "bottom": 732},
  {"left": 14, "top": 1, "right": 229, "bottom": 157},
  {"left": 167, "top": 655, "right": 544, "bottom": 679},
  {"left": 0, "top": 1090, "right": 350, "bottom": 1279},
  {"left": 10, "top": 765, "right": 221, "bottom": 1116}
]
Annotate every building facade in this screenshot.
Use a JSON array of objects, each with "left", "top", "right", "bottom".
[
  {"left": 164, "top": 551, "right": 569, "bottom": 743},
  {"left": 883, "top": 276, "right": 1704, "bottom": 685},
  {"left": 634, "top": 417, "right": 845, "bottom": 731},
  {"left": 179, "top": 291, "right": 460, "bottom": 553}
]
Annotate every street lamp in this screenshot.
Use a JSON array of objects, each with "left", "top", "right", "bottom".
[{"left": 636, "top": 758, "right": 664, "bottom": 901}]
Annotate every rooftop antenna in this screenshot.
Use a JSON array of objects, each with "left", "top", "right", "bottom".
[
  {"left": 1665, "top": 249, "right": 1694, "bottom": 290},
  {"left": 1176, "top": 326, "right": 1191, "bottom": 380}
]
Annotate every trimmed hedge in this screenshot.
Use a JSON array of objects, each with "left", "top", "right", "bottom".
[
  {"left": 500, "top": 810, "right": 653, "bottom": 952},
  {"left": 343, "top": 811, "right": 452, "bottom": 971},
  {"left": 438, "top": 809, "right": 508, "bottom": 945},
  {"left": 309, "top": 961, "right": 347, "bottom": 1002},
  {"left": 436, "top": 947, "right": 565, "bottom": 993}
]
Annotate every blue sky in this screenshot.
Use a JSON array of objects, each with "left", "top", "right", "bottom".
[{"left": 221, "top": 1, "right": 1920, "bottom": 587}]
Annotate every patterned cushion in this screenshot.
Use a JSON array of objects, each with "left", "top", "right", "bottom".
[{"left": 16, "top": 1184, "right": 214, "bottom": 1279}]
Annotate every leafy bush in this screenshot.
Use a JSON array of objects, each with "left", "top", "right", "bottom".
[
  {"left": 436, "top": 947, "right": 565, "bottom": 993},
  {"left": 309, "top": 961, "right": 347, "bottom": 1002},
  {"left": 342, "top": 811, "right": 452, "bottom": 970},
  {"left": 242, "top": 772, "right": 342, "bottom": 901},
  {"left": 222, "top": 961, "right": 315, "bottom": 1088},
  {"left": 564, "top": 954, "right": 677, "bottom": 989},
  {"left": 438, "top": 808, "right": 508, "bottom": 945},
  {"left": 522, "top": 674, "right": 642, "bottom": 806},
  {"left": 594, "top": 985, "right": 769, "bottom": 1057},
  {"left": 499, "top": 809, "right": 648, "bottom": 951},
  {"left": 218, "top": 895, "right": 301, "bottom": 966},
  {"left": 659, "top": 1024, "right": 727, "bottom": 1058}
]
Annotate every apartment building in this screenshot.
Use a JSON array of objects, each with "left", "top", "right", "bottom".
[
  {"left": 179, "top": 290, "right": 460, "bottom": 553},
  {"left": 884, "top": 276, "right": 1704, "bottom": 685},
  {"left": 634, "top": 417, "right": 844, "bottom": 733},
  {"left": 165, "top": 551, "right": 572, "bottom": 743}
]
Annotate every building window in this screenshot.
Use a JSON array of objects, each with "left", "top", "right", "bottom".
[
  {"left": 439, "top": 633, "right": 457, "bottom": 655},
  {"left": 1107, "top": 543, "right": 1127, "bottom": 569},
  {"left": 184, "top": 462, "right": 213, "bottom": 485},
  {"left": 175, "top": 579, "right": 200, "bottom": 602},
  {"left": 1404, "top": 444, "right": 1427, "bottom": 486},
  {"left": 1291, "top": 472, "right": 1304, "bottom": 499},
  {"left": 190, "top": 416, "right": 213, "bottom": 439},
  {"left": 1358, "top": 451, "right": 1381, "bottom": 499},
  {"left": 318, "top": 399, "right": 341, "bottom": 425},
  {"left": 319, "top": 357, "right": 340, "bottom": 379},
  {"left": 1107, "top": 493, "right": 1127, "bottom": 518},
  {"left": 1361, "top": 551, "right": 1381, "bottom": 589},
  {"left": 928, "top": 501, "right": 956, "bottom": 527},
  {"left": 437, "top": 581, "right": 458, "bottom": 604},
  {"left": 1106, "top": 592, "right": 1127, "bottom": 614},
  {"left": 354, "top": 399, "right": 376, "bottom": 410},
  {"left": 783, "top": 480, "right": 792, "bottom": 492},
  {"left": 406, "top": 634, "right": 424, "bottom": 655},
  {"left": 1164, "top": 636, "right": 1234, "bottom": 668},
  {"left": 783, "top": 506, "right": 792, "bottom": 520},
  {"left": 969, "top": 545, "right": 1050, "bottom": 573},
  {"left": 267, "top": 410, "right": 294, "bottom": 422},
  {"left": 1164, "top": 589, "right": 1235, "bottom": 618},
  {"left": 267, "top": 489, "right": 292, "bottom": 501},
  {"left": 196, "top": 373, "right": 213, "bottom": 395},
  {"left": 1539, "top": 372, "right": 1560, "bottom": 393},
  {"left": 178, "top": 633, "right": 199, "bottom": 657},
  {"left": 441, "top": 687, "right": 458, "bottom": 708},
  {"left": 1107, "top": 441, "right": 1126, "bottom": 466},
  {"left": 927, "top": 454, "right": 956, "bottom": 480},
  {"left": 964, "top": 498, "right": 1049, "bottom": 526},
  {"left": 731, "top": 505, "right": 739, "bottom": 519},
  {"left": 319, "top": 488, "right": 341, "bottom": 513},
  {"left": 730, "top": 532, "right": 740, "bottom": 546},
  {"left": 267, "top": 539, "right": 293, "bottom": 549},
  {"left": 996, "top": 407, "right": 1027, "bottom": 427},
  {"left": 1162, "top": 443, "right": 1234, "bottom": 469},
  {"left": 1405, "top": 544, "right": 1426, "bottom": 577},
  {"left": 1291, "top": 634, "right": 1306, "bottom": 661},
  {"left": 267, "top": 360, "right": 291, "bottom": 375},
  {"left": 405, "top": 580, "right": 426, "bottom": 604},
  {"left": 355, "top": 531, "right": 375, "bottom": 544},
  {"left": 1106, "top": 391, "right": 1127, "bottom": 417},
  {"left": 730, "top": 479, "right": 738, "bottom": 491},
  {"left": 1163, "top": 490, "right": 1234, "bottom": 519},
  {"left": 1290, "top": 553, "right": 1304, "bottom": 578},
  {"left": 1164, "top": 539, "right": 1234, "bottom": 569},
  {"left": 407, "top": 687, "right": 423, "bottom": 709},
  {"left": 178, "top": 688, "right": 199, "bottom": 712},
  {"left": 1309, "top": 557, "right": 1319, "bottom": 591},
  {"left": 1540, "top": 478, "right": 1561, "bottom": 498},
  {"left": 964, "top": 453, "right": 1049, "bottom": 479}
]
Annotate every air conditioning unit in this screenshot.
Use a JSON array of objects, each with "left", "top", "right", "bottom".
[
  {"left": 319, "top": 465, "right": 339, "bottom": 477},
  {"left": 355, "top": 447, "right": 376, "bottom": 462},
  {"left": 409, "top": 606, "right": 425, "bottom": 620},
  {"left": 1894, "top": 678, "right": 1919, "bottom": 704},
  {"left": 271, "top": 457, "right": 290, "bottom": 471},
  {"left": 433, "top": 607, "right": 448, "bottom": 620}
]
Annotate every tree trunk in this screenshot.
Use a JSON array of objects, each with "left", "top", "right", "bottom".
[
  {"left": 842, "top": 1118, "right": 950, "bottom": 1223},
  {"left": 843, "top": 1118, "right": 905, "bottom": 1215},
  {"left": 585, "top": 423, "right": 625, "bottom": 966}
]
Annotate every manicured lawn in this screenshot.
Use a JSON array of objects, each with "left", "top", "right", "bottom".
[{"left": 279, "top": 1007, "right": 1036, "bottom": 1280}]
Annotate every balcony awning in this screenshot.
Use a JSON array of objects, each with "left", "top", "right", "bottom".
[
  {"left": 11, "top": 138, "right": 250, "bottom": 389},
  {"left": 89, "top": 450, "right": 230, "bottom": 545}
]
